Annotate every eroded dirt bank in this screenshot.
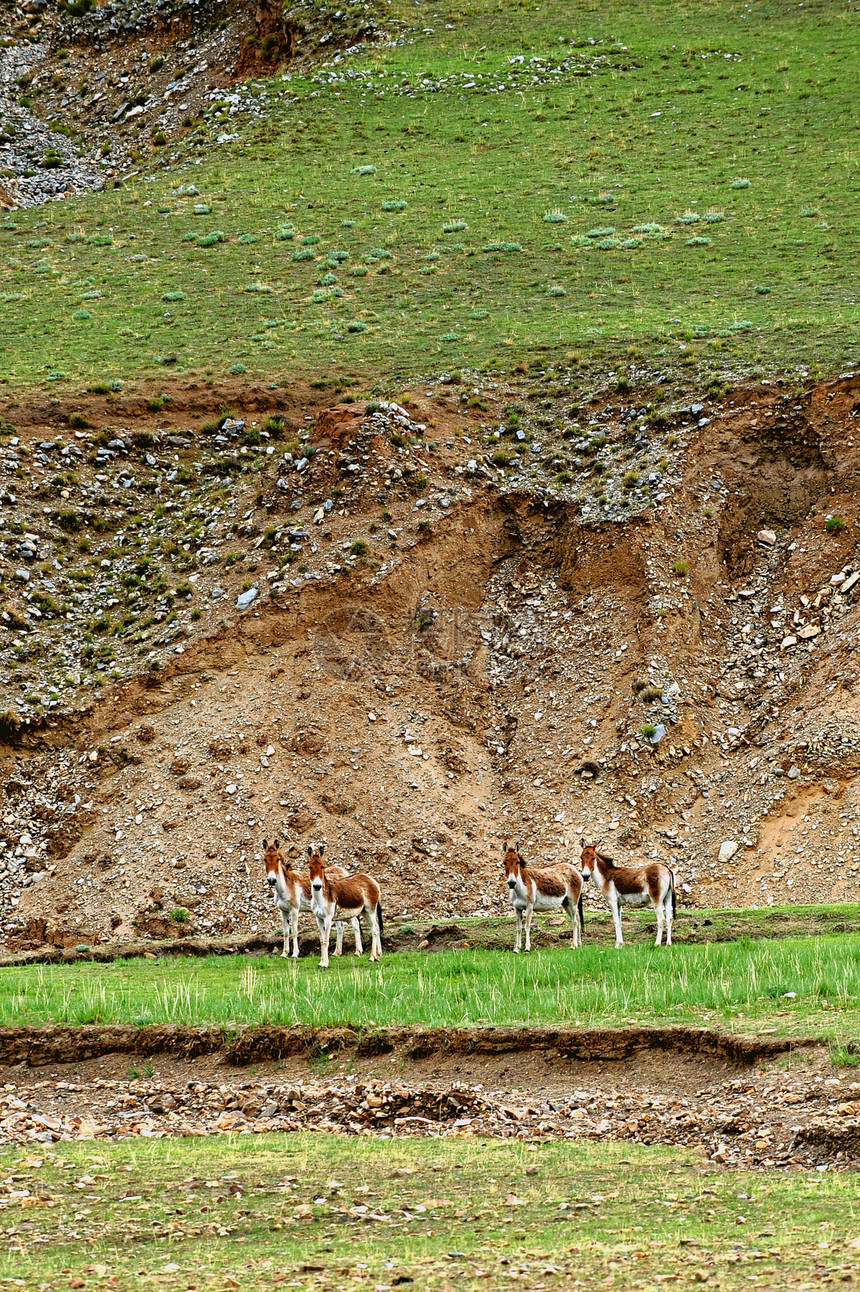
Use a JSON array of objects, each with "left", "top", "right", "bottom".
[
  {"left": 1, "top": 1024, "right": 856, "bottom": 1173},
  {"left": 3, "top": 372, "right": 860, "bottom": 949}
]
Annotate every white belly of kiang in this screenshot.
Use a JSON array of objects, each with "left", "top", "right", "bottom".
[
  {"left": 616, "top": 890, "right": 650, "bottom": 907},
  {"left": 336, "top": 904, "right": 363, "bottom": 919},
  {"left": 532, "top": 892, "right": 566, "bottom": 911}
]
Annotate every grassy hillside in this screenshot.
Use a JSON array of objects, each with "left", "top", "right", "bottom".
[{"left": 2, "top": 0, "right": 858, "bottom": 388}]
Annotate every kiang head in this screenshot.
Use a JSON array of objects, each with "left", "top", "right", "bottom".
[
  {"left": 579, "top": 840, "right": 597, "bottom": 880},
  {"left": 503, "top": 840, "right": 522, "bottom": 888},
  {"left": 263, "top": 838, "right": 284, "bottom": 887},
  {"left": 307, "top": 842, "right": 327, "bottom": 891}
]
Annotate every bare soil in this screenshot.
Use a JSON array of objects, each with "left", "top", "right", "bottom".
[{"left": 4, "top": 373, "right": 860, "bottom": 952}]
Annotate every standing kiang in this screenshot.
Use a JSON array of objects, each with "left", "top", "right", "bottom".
[
  {"left": 262, "top": 839, "right": 363, "bottom": 958},
  {"left": 579, "top": 841, "right": 676, "bottom": 946},
  {"left": 502, "top": 841, "right": 584, "bottom": 953}
]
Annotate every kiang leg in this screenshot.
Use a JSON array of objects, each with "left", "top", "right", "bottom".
[
  {"left": 290, "top": 907, "right": 300, "bottom": 959},
  {"left": 352, "top": 916, "right": 364, "bottom": 955},
  {"left": 334, "top": 919, "right": 344, "bottom": 956},
  {"left": 369, "top": 906, "right": 382, "bottom": 962},
  {"left": 316, "top": 912, "right": 331, "bottom": 968},
  {"left": 665, "top": 890, "right": 674, "bottom": 946},
  {"left": 524, "top": 903, "right": 534, "bottom": 953},
  {"left": 610, "top": 891, "right": 623, "bottom": 947},
  {"left": 513, "top": 906, "right": 523, "bottom": 953}
]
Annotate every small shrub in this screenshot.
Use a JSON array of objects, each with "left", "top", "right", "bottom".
[
  {"left": 543, "top": 209, "right": 567, "bottom": 223},
  {"left": 382, "top": 199, "right": 408, "bottom": 211},
  {"left": 442, "top": 220, "right": 468, "bottom": 234},
  {"left": 641, "top": 723, "right": 657, "bottom": 739},
  {"left": 671, "top": 559, "right": 689, "bottom": 577},
  {"left": 171, "top": 907, "right": 189, "bottom": 922},
  {"left": 349, "top": 539, "right": 368, "bottom": 556},
  {"left": 825, "top": 516, "right": 846, "bottom": 535},
  {"left": 730, "top": 178, "right": 751, "bottom": 189}
]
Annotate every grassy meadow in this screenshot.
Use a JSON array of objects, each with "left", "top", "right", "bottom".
[
  {"left": 2, "top": 1136, "right": 859, "bottom": 1291},
  {"left": 2, "top": 0, "right": 859, "bottom": 387},
  {"left": 3, "top": 931, "right": 860, "bottom": 1045}
]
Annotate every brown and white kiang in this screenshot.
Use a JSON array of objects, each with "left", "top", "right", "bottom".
[
  {"left": 262, "top": 839, "right": 363, "bottom": 958},
  {"left": 580, "top": 841, "right": 676, "bottom": 947},
  {"left": 503, "top": 841, "right": 584, "bottom": 953},
  {"left": 308, "top": 845, "right": 383, "bottom": 968}
]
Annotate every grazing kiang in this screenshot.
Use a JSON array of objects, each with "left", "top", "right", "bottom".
[
  {"left": 262, "top": 839, "right": 363, "bottom": 958},
  {"left": 503, "top": 841, "right": 584, "bottom": 953},
  {"left": 307, "top": 845, "right": 383, "bottom": 968},
  {"left": 579, "top": 841, "right": 676, "bottom": 947}
]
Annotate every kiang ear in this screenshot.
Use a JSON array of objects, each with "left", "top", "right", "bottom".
[
  {"left": 263, "top": 838, "right": 268, "bottom": 850},
  {"left": 580, "top": 838, "right": 585, "bottom": 849},
  {"left": 307, "top": 844, "right": 313, "bottom": 857},
  {"left": 273, "top": 838, "right": 279, "bottom": 849},
  {"left": 319, "top": 843, "right": 326, "bottom": 856},
  {"left": 502, "top": 839, "right": 508, "bottom": 855},
  {"left": 515, "top": 840, "right": 521, "bottom": 852}
]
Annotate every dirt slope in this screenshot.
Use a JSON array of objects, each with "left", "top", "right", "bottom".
[
  {"left": 2, "top": 371, "right": 860, "bottom": 949},
  {"left": 0, "top": 0, "right": 384, "bottom": 206}
]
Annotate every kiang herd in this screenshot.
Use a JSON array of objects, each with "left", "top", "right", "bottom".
[{"left": 262, "top": 837, "right": 677, "bottom": 968}]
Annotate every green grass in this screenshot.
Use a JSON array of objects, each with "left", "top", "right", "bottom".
[
  {"left": 4, "top": 933, "right": 860, "bottom": 1042},
  {"left": 1, "top": 0, "right": 858, "bottom": 387},
  {"left": 2, "top": 1136, "right": 858, "bottom": 1291}
]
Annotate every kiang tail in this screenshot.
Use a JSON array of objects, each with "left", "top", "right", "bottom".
[
  {"left": 578, "top": 891, "right": 585, "bottom": 931},
  {"left": 376, "top": 900, "right": 384, "bottom": 946},
  {"left": 669, "top": 869, "right": 677, "bottom": 918}
]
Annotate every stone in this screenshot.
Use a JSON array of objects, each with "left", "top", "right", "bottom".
[
  {"left": 718, "top": 841, "right": 739, "bottom": 863},
  {"left": 210, "top": 585, "right": 225, "bottom": 599},
  {"left": 841, "top": 572, "right": 860, "bottom": 595},
  {"left": 787, "top": 765, "right": 801, "bottom": 780},
  {"left": 798, "top": 624, "right": 820, "bottom": 640},
  {"left": 758, "top": 529, "right": 777, "bottom": 547},
  {"left": 780, "top": 635, "right": 797, "bottom": 650},
  {"left": 236, "top": 587, "right": 258, "bottom": 610}
]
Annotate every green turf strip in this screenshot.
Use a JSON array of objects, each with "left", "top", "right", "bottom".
[
  {"left": 1, "top": 1137, "right": 858, "bottom": 1291},
  {"left": 3, "top": 933, "right": 860, "bottom": 1043}
]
